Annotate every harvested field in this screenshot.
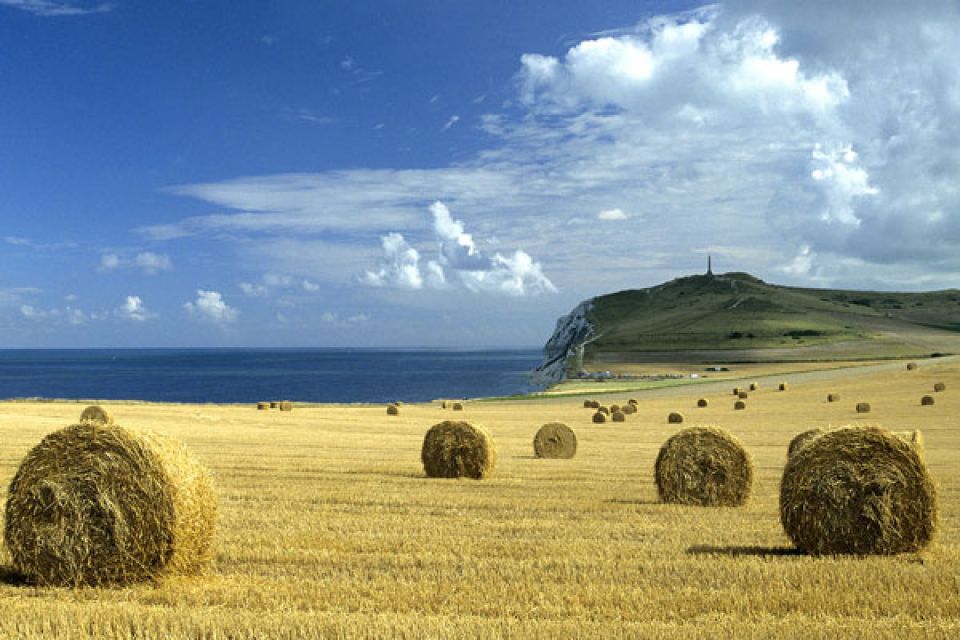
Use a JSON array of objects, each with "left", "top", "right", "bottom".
[{"left": 0, "top": 356, "right": 958, "bottom": 637}]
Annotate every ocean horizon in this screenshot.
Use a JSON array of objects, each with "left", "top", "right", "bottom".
[{"left": 0, "top": 348, "right": 545, "bottom": 404}]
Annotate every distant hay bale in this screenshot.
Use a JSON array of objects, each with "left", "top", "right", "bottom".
[
  {"left": 787, "top": 428, "right": 826, "bottom": 459},
  {"left": 780, "top": 426, "right": 937, "bottom": 555},
  {"left": 654, "top": 426, "right": 753, "bottom": 507},
  {"left": 394, "top": 401, "right": 404, "bottom": 407},
  {"left": 583, "top": 399, "right": 594, "bottom": 408},
  {"left": 256, "top": 402, "right": 269, "bottom": 411},
  {"left": 610, "top": 404, "right": 621, "bottom": 414},
  {"left": 750, "top": 383, "right": 759, "bottom": 391},
  {"left": 441, "top": 400, "right": 449, "bottom": 409},
  {"left": 452, "top": 402, "right": 464, "bottom": 411},
  {"left": 4, "top": 422, "right": 216, "bottom": 586},
  {"left": 421, "top": 421, "right": 495, "bottom": 479},
  {"left": 79, "top": 405, "right": 112, "bottom": 426},
  {"left": 668, "top": 412, "right": 684, "bottom": 424},
  {"left": 386, "top": 404, "right": 400, "bottom": 415},
  {"left": 279, "top": 401, "right": 292, "bottom": 412},
  {"left": 856, "top": 402, "right": 871, "bottom": 414},
  {"left": 270, "top": 402, "right": 279, "bottom": 409},
  {"left": 533, "top": 423, "right": 577, "bottom": 459},
  {"left": 611, "top": 411, "right": 625, "bottom": 422},
  {"left": 891, "top": 430, "right": 925, "bottom": 459},
  {"left": 628, "top": 398, "right": 639, "bottom": 406},
  {"left": 732, "top": 387, "right": 741, "bottom": 396},
  {"left": 934, "top": 382, "right": 946, "bottom": 392},
  {"left": 597, "top": 406, "right": 610, "bottom": 415},
  {"left": 907, "top": 362, "right": 918, "bottom": 371},
  {"left": 592, "top": 411, "right": 607, "bottom": 424},
  {"left": 738, "top": 391, "right": 749, "bottom": 400},
  {"left": 921, "top": 395, "right": 935, "bottom": 406},
  {"left": 734, "top": 400, "right": 746, "bottom": 410},
  {"left": 621, "top": 403, "right": 637, "bottom": 415},
  {"left": 697, "top": 398, "right": 709, "bottom": 408},
  {"left": 827, "top": 393, "right": 840, "bottom": 403},
  {"left": 779, "top": 382, "right": 788, "bottom": 391}
]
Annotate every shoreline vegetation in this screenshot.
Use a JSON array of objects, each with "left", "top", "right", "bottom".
[{"left": 0, "top": 354, "right": 957, "bottom": 637}]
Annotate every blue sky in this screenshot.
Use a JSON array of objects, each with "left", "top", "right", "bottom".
[{"left": 1, "top": 1, "right": 958, "bottom": 348}]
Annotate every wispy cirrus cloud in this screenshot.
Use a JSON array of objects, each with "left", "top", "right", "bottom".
[{"left": 0, "top": 0, "right": 113, "bottom": 16}]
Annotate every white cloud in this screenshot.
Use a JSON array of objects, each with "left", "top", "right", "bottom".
[
  {"left": 184, "top": 290, "right": 238, "bottom": 325},
  {"left": 0, "top": 0, "right": 112, "bottom": 16},
  {"left": 441, "top": 115, "right": 460, "bottom": 131},
  {"left": 98, "top": 253, "right": 122, "bottom": 272},
  {"left": 362, "top": 233, "right": 424, "bottom": 290},
  {"left": 319, "top": 312, "right": 370, "bottom": 328},
  {"left": 302, "top": 279, "right": 320, "bottom": 292},
  {"left": 98, "top": 251, "right": 172, "bottom": 275},
  {"left": 597, "top": 208, "right": 628, "bottom": 221},
  {"left": 116, "top": 295, "right": 153, "bottom": 322}
]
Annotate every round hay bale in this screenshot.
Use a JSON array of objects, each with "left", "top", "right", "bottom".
[
  {"left": 787, "top": 428, "right": 825, "bottom": 459},
  {"left": 592, "top": 411, "right": 607, "bottom": 424},
  {"left": 79, "top": 405, "right": 112, "bottom": 426},
  {"left": 907, "top": 362, "right": 918, "bottom": 371},
  {"left": 610, "top": 404, "right": 621, "bottom": 414},
  {"left": 934, "top": 382, "right": 946, "bottom": 392},
  {"left": 279, "top": 401, "right": 292, "bottom": 412},
  {"left": 256, "top": 402, "right": 269, "bottom": 410},
  {"left": 386, "top": 404, "right": 400, "bottom": 415},
  {"left": 533, "top": 423, "right": 577, "bottom": 459},
  {"left": 697, "top": 398, "right": 709, "bottom": 408},
  {"left": 920, "top": 395, "right": 935, "bottom": 406},
  {"left": 827, "top": 393, "right": 840, "bottom": 403},
  {"left": 732, "top": 387, "right": 741, "bottom": 396},
  {"left": 621, "top": 403, "right": 637, "bottom": 415},
  {"left": 779, "top": 382, "right": 788, "bottom": 391},
  {"left": 734, "top": 400, "right": 746, "bottom": 410},
  {"left": 668, "top": 412, "right": 684, "bottom": 424},
  {"left": 611, "top": 411, "right": 625, "bottom": 422},
  {"left": 270, "top": 402, "right": 279, "bottom": 409},
  {"left": 654, "top": 426, "right": 753, "bottom": 507},
  {"left": 4, "top": 422, "right": 216, "bottom": 586},
  {"left": 452, "top": 402, "right": 464, "bottom": 411},
  {"left": 597, "top": 406, "right": 610, "bottom": 415},
  {"left": 583, "top": 399, "right": 594, "bottom": 409},
  {"left": 779, "top": 426, "right": 937, "bottom": 555},
  {"left": 856, "top": 402, "right": 871, "bottom": 414},
  {"left": 749, "top": 382, "right": 759, "bottom": 391},
  {"left": 628, "top": 398, "right": 639, "bottom": 406},
  {"left": 891, "top": 430, "right": 925, "bottom": 459},
  {"left": 421, "top": 421, "right": 495, "bottom": 479},
  {"left": 738, "top": 391, "right": 749, "bottom": 400}
]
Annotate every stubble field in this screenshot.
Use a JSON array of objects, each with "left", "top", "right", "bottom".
[{"left": 0, "top": 357, "right": 958, "bottom": 638}]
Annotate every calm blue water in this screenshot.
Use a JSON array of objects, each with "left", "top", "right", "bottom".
[{"left": 0, "top": 349, "right": 545, "bottom": 404}]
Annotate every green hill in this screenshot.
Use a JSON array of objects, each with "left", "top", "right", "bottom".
[{"left": 540, "top": 272, "right": 960, "bottom": 378}]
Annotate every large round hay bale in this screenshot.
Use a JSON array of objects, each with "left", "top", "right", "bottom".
[
  {"left": 737, "top": 391, "right": 749, "bottom": 400},
  {"left": 256, "top": 402, "right": 269, "bottom": 411},
  {"left": 906, "top": 362, "right": 918, "bottom": 371},
  {"left": 787, "top": 428, "right": 825, "bottom": 459},
  {"left": 79, "top": 405, "right": 112, "bottom": 426},
  {"left": 856, "top": 402, "right": 871, "bottom": 414},
  {"left": 920, "top": 395, "right": 935, "bottom": 406},
  {"left": 533, "top": 423, "right": 577, "bottom": 459},
  {"left": 891, "top": 430, "right": 925, "bottom": 459},
  {"left": 933, "top": 382, "right": 946, "bottom": 392},
  {"left": 279, "top": 401, "right": 292, "bottom": 412},
  {"left": 621, "top": 403, "right": 637, "bottom": 415},
  {"left": 421, "top": 421, "right": 495, "bottom": 479},
  {"left": 654, "top": 426, "right": 753, "bottom": 507},
  {"left": 779, "top": 382, "right": 788, "bottom": 391},
  {"left": 611, "top": 411, "right": 625, "bottom": 422},
  {"left": 827, "top": 393, "right": 840, "bottom": 403},
  {"left": 4, "top": 423, "right": 216, "bottom": 586},
  {"left": 386, "top": 404, "right": 400, "bottom": 415},
  {"left": 734, "top": 400, "right": 746, "bottom": 410},
  {"left": 667, "top": 412, "right": 684, "bottom": 424},
  {"left": 697, "top": 398, "right": 709, "bottom": 408},
  {"left": 452, "top": 402, "right": 464, "bottom": 411},
  {"left": 592, "top": 411, "right": 607, "bottom": 424},
  {"left": 780, "top": 426, "right": 937, "bottom": 555}
]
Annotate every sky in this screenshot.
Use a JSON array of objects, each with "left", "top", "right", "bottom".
[{"left": 1, "top": 0, "right": 958, "bottom": 348}]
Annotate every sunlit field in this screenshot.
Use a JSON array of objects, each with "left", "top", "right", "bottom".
[{"left": 0, "top": 357, "right": 958, "bottom": 638}]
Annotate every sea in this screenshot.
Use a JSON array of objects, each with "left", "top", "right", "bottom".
[{"left": 0, "top": 348, "right": 546, "bottom": 404}]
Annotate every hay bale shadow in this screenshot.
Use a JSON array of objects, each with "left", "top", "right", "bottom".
[
  {"left": 0, "top": 565, "right": 30, "bottom": 586},
  {"left": 686, "top": 545, "right": 802, "bottom": 557}
]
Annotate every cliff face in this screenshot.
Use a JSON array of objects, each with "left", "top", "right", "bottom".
[{"left": 531, "top": 299, "right": 595, "bottom": 387}]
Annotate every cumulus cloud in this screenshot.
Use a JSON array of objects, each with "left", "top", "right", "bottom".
[
  {"left": 116, "top": 295, "right": 153, "bottom": 322},
  {"left": 363, "top": 202, "right": 557, "bottom": 296},
  {"left": 98, "top": 251, "right": 172, "bottom": 275},
  {"left": 184, "top": 290, "right": 238, "bottom": 324}
]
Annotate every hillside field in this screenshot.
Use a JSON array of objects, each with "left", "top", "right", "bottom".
[{"left": 0, "top": 356, "right": 958, "bottom": 638}]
